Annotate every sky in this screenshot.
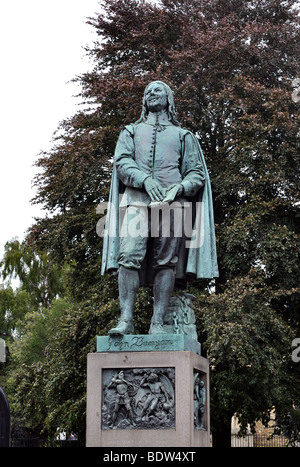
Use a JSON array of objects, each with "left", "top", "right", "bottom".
[{"left": 0, "top": 0, "right": 102, "bottom": 261}]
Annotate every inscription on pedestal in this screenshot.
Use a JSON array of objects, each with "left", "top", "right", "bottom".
[
  {"left": 102, "top": 368, "right": 175, "bottom": 430},
  {"left": 97, "top": 334, "right": 200, "bottom": 354}
]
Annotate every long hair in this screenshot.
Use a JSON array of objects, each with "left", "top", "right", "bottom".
[{"left": 135, "top": 81, "right": 180, "bottom": 126}]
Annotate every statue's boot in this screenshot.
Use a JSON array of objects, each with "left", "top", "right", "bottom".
[
  {"left": 108, "top": 266, "right": 139, "bottom": 335},
  {"left": 108, "top": 318, "right": 134, "bottom": 336},
  {"left": 149, "top": 268, "right": 175, "bottom": 335}
]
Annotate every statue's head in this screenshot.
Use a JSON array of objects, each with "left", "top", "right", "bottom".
[
  {"left": 145, "top": 82, "right": 168, "bottom": 113},
  {"left": 148, "top": 372, "right": 159, "bottom": 382},
  {"left": 136, "top": 81, "right": 180, "bottom": 126}
]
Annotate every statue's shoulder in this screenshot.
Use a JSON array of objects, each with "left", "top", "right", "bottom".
[
  {"left": 179, "top": 127, "right": 195, "bottom": 141},
  {"left": 119, "top": 123, "right": 135, "bottom": 137},
  {"left": 123, "top": 122, "right": 142, "bottom": 136}
]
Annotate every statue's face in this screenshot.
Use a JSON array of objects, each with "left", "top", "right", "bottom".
[
  {"left": 148, "top": 373, "right": 158, "bottom": 382},
  {"left": 145, "top": 82, "right": 168, "bottom": 113}
]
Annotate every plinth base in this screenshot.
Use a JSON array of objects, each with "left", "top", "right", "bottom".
[{"left": 86, "top": 350, "right": 210, "bottom": 447}]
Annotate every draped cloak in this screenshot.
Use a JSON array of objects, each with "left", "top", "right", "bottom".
[{"left": 101, "top": 123, "right": 219, "bottom": 286}]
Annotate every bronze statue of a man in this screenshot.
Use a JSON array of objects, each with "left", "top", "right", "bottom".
[{"left": 101, "top": 81, "right": 218, "bottom": 335}]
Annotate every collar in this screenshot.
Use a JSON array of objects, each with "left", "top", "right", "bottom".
[{"left": 145, "top": 111, "right": 172, "bottom": 126}]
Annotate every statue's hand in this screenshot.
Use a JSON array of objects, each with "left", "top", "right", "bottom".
[
  {"left": 144, "top": 177, "right": 166, "bottom": 202},
  {"left": 167, "top": 183, "right": 184, "bottom": 198}
]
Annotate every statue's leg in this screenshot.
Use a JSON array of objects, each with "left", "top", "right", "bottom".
[
  {"left": 149, "top": 206, "right": 180, "bottom": 335},
  {"left": 108, "top": 266, "right": 140, "bottom": 335},
  {"left": 109, "top": 206, "right": 148, "bottom": 335},
  {"left": 149, "top": 267, "right": 175, "bottom": 335}
]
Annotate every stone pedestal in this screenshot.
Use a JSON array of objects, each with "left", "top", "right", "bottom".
[{"left": 86, "top": 342, "right": 210, "bottom": 447}]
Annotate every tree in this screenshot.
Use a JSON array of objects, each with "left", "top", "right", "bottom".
[
  {"left": 0, "top": 286, "right": 31, "bottom": 340},
  {"left": 0, "top": 239, "right": 69, "bottom": 443},
  {"left": 1, "top": 239, "right": 64, "bottom": 309},
  {"left": 16, "top": 0, "right": 300, "bottom": 445},
  {"left": 195, "top": 269, "right": 298, "bottom": 444},
  {"left": 11, "top": 298, "right": 73, "bottom": 441}
]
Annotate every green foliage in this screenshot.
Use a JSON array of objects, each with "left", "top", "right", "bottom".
[
  {"left": 0, "top": 286, "right": 31, "bottom": 340},
  {"left": 12, "top": 299, "right": 71, "bottom": 366},
  {"left": 279, "top": 407, "right": 300, "bottom": 447},
  {"left": 1, "top": 239, "right": 64, "bottom": 309},
  {"left": 195, "top": 269, "right": 296, "bottom": 434}
]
